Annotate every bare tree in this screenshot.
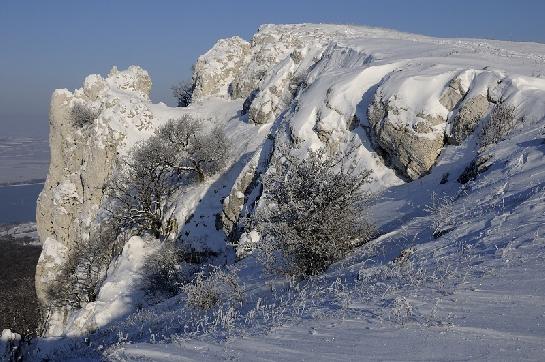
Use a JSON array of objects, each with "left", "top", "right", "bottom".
[
  {"left": 424, "top": 192, "right": 457, "bottom": 238},
  {"left": 252, "top": 144, "right": 376, "bottom": 276},
  {"left": 106, "top": 137, "right": 183, "bottom": 238},
  {"left": 156, "top": 116, "right": 231, "bottom": 182},
  {"left": 106, "top": 115, "right": 231, "bottom": 238},
  {"left": 171, "top": 81, "right": 193, "bottom": 107}
]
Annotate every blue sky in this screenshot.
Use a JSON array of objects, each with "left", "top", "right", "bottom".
[{"left": 1, "top": 0, "right": 544, "bottom": 137}]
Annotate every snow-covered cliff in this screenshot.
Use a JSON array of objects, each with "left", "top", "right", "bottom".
[{"left": 35, "top": 23, "right": 545, "bottom": 343}]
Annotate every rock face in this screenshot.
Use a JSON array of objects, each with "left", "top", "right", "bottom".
[
  {"left": 366, "top": 68, "right": 453, "bottom": 179},
  {"left": 368, "top": 95, "right": 446, "bottom": 180},
  {"left": 449, "top": 94, "right": 490, "bottom": 144},
  {"left": 221, "top": 153, "right": 260, "bottom": 240},
  {"left": 365, "top": 67, "right": 506, "bottom": 179},
  {"left": 36, "top": 66, "right": 155, "bottom": 306},
  {"left": 246, "top": 53, "right": 300, "bottom": 124},
  {"left": 191, "top": 36, "right": 251, "bottom": 101}
]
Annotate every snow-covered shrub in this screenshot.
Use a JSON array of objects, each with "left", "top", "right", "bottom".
[
  {"left": 142, "top": 242, "right": 197, "bottom": 298},
  {"left": 155, "top": 116, "right": 231, "bottom": 182},
  {"left": 457, "top": 154, "right": 493, "bottom": 184},
  {"left": 46, "top": 225, "right": 122, "bottom": 308},
  {"left": 182, "top": 266, "right": 242, "bottom": 311},
  {"left": 388, "top": 296, "right": 414, "bottom": 325},
  {"left": 70, "top": 102, "right": 98, "bottom": 127},
  {"left": 480, "top": 103, "right": 517, "bottom": 147},
  {"left": 143, "top": 242, "right": 184, "bottom": 297},
  {"left": 424, "top": 192, "right": 456, "bottom": 238},
  {"left": 106, "top": 115, "right": 231, "bottom": 238},
  {"left": 253, "top": 145, "right": 376, "bottom": 276},
  {"left": 171, "top": 80, "right": 193, "bottom": 107}
]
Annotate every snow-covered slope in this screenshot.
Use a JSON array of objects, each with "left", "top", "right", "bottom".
[
  {"left": 31, "top": 24, "right": 545, "bottom": 360},
  {"left": 104, "top": 114, "right": 545, "bottom": 361}
]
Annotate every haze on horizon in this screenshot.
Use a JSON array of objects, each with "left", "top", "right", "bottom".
[{"left": 1, "top": 0, "right": 544, "bottom": 138}]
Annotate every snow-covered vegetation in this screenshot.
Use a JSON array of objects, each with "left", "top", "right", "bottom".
[
  {"left": 45, "top": 225, "right": 121, "bottom": 308},
  {"left": 480, "top": 102, "right": 518, "bottom": 148},
  {"left": 70, "top": 102, "right": 100, "bottom": 128},
  {"left": 251, "top": 143, "right": 375, "bottom": 276},
  {"left": 106, "top": 114, "right": 231, "bottom": 238},
  {"left": 16, "top": 24, "right": 545, "bottom": 360}
]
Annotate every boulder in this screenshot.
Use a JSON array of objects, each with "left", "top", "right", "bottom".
[
  {"left": 368, "top": 96, "right": 446, "bottom": 180},
  {"left": 439, "top": 77, "right": 466, "bottom": 111},
  {"left": 449, "top": 95, "right": 490, "bottom": 144}
]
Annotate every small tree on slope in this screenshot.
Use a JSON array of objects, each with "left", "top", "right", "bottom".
[
  {"left": 171, "top": 81, "right": 193, "bottom": 107},
  {"left": 253, "top": 144, "right": 376, "bottom": 276},
  {"left": 107, "top": 115, "right": 231, "bottom": 238},
  {"left": 46, "top": 225, "right": 122, "bottom": 308}
]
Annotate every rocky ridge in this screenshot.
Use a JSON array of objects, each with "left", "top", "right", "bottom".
[{"left": 36, "top": 24, "right": 545, "bottom": 335}]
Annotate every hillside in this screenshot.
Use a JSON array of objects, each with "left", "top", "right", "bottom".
[{"left": 16, "top": 24, "right": 545, "bottom": 360}]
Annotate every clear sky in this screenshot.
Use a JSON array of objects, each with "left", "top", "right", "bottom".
[{"left": 1, "top": 0, "right": 544, "bottom": 137}]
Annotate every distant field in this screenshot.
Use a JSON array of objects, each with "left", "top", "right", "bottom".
[
  {"left": 0, "top": 236, "right": 42, "bottom": 336},
  {"left": 0, "top": 137, "right": 49, "bottom": 186}
]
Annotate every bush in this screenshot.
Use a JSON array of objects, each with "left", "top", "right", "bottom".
[
  {"left": 457, "top": 154, "right": 493, "bottom": 184},
  {"left": 143, "top": 242, "right": 184, "bottom": 297},
  {"left": 182, "top": 266, "right": 242, "bottom": 311},
  {"left": 142, "top": 242, "right": 198, "bottom": 298},
  {"left": 253, "top": 144, "right": 376, "bottom": 276},
  {"left": 480, "top": 103, "right": 517, "bottom": 147},
  {"left": 155, "top": 116, "right": 231, "bottom": 182},
  {"left": 106, "top": 115, "right": 231, "bottom": 238},
  {"left": 171, "top": 81, "right": 193, "bottom": 107},
  {"left": 71, "top": 102, "right": 98, "bottom": 127},
  {"left": 424, "top": 192, "right": 456, "bottom": 238},
  {"left": 46, "top": 225, "right": 122, "bottom": 309}
]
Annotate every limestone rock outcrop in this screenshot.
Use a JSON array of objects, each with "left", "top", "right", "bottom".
[
  {"left": 191, "top": 36, "right": 251, "bottom": 101},
  {"left": 368, "top": 96, "right": 446, "bottom": 180},
  {"left": 36, "top": 66, "right": 155, "bottom": 305},
  {"left": 221, "top": 153, "right": 260, "bottom": 240},
  {"left": 449, "top": 94, "right": 490, "bottom": 144},
  {"left": 192, "top": 25, "right": 376, "bottom": 125},
  {"left": 366, "top": 68, "right": 453, "bottom": 180}
]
